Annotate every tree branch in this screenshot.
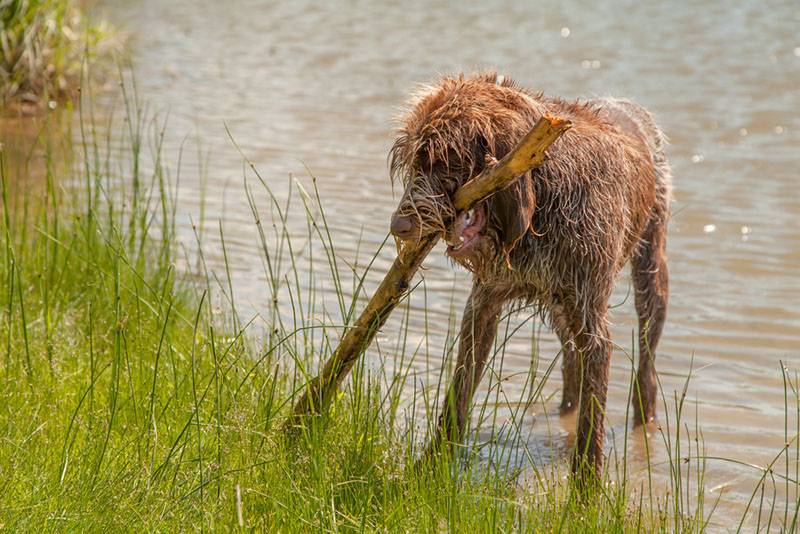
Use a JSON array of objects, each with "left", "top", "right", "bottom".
[{"left": 286, "top": 114, "right": 571, "bottom": 426}]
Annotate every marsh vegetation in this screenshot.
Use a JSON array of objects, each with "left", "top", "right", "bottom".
[{"left": 1, "top": 0, "right": 114, "bottom": 112}]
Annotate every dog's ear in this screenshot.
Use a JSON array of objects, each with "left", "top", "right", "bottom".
[{"left": 490, "top": 171, "right": 535, "bottom": 255}]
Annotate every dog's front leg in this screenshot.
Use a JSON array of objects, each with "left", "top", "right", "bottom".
[{"left": 431, "top": 283, "right": 502, "bottom": 453}]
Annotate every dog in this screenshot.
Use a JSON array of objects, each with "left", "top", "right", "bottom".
[{"left": 388, "top": 72, "right": 671, "bottom": 474}]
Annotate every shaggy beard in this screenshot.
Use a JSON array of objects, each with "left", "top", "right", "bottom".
[{"left": 393, "top": 174, "right": 456, "bottom": 240}]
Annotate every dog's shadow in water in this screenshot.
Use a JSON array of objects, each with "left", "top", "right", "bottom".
[
  {"left": 391, "top": 409, "right": 657, "bottom": 498},
  {"left": 467, "top": 409, "right": 656, "bottom": 483},
  {"left": 464, "top": 409, "right": 576, "bottom": 476}
]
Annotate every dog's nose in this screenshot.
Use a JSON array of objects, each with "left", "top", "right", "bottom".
[{"left": 390, "top": 215, "right": 416, "bottom": 239}]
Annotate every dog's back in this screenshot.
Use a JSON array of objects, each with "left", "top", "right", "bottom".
[
  {"left": 502, "top": 94, "right": 668, "bottom": 286},
  {"left": 588, "top": 97, "right": 672, "bottom": 212}
]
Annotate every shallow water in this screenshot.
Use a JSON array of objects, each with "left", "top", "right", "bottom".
[{"left": 13, "top": 0, "right": 800, "bottom": 527}]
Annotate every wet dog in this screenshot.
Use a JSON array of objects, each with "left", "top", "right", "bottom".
[{"left": 389, "top": 72, "right": 671, "bottom": 474}]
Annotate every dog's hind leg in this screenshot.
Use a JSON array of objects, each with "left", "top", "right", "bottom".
[
  {"left": 631, "top": 213, "right": 669, "bottom": 426},
  {"left": 432, "top": 283, "right": 503, "bottom": 450},
  {"left": 551, "top": 302, "right": 580, "bottom": 415}
]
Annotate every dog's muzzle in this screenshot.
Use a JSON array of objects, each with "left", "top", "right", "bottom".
[{"left": 390, "top": 214, "right": 417, "bottom": 240}]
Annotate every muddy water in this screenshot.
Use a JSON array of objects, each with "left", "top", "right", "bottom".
[{"left": 90, "top": 0, "right": 800, "bottom": 525}]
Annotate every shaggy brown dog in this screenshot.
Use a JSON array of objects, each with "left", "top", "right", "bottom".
[{"left": 389, "top": 72, "right": 671, "bottom": 474}]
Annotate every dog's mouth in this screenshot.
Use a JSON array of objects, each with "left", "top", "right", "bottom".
[{"left": 446, "top": 204, "right": 486, "bottom": 259}]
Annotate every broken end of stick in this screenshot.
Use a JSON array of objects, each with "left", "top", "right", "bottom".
[{"left": 542, "top": 114, "right": 572, "bottom": 132}]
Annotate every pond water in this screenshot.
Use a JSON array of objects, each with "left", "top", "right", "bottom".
[{"left": 25, "top": 0, "right": 800, "bottom": 527}]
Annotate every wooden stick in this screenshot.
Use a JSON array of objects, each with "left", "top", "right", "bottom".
[
  {"left": 452, "top": 115, "right": 571, "bottom": 211},
  {"left": 286, "top": 114, "right": 571, "bottom": 426}
]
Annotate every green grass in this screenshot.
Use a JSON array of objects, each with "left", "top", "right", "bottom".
[
  {"left": 0, "top": 76, "right": 798, "bottom": 532},
  {"left": 1, "top": 0, "right": 114, "bottom": 112}
]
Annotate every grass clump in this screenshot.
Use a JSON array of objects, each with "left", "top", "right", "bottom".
[
  {"left": 0, "top": 0, "right": 114, "bottom": 112},
  {"left": 0, "top": 78, "right": 797, "bottom": 531}
]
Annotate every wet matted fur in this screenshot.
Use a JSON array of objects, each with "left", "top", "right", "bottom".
[{"left": 389, "top": 72, "right": 671, "bottom": 474}]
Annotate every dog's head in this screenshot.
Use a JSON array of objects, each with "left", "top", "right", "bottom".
[{"left": 389, "top": 73, "right": 541, "bottom": 274}]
